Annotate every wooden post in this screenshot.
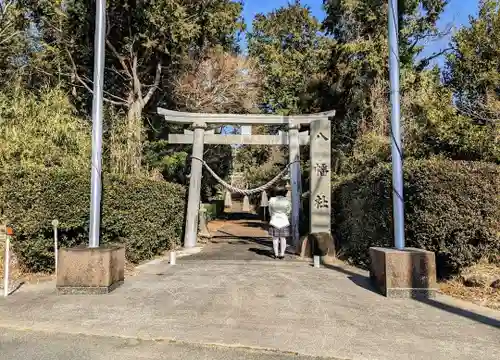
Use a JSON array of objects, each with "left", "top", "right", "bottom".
[
  {"left": 289, "top": 123, "right": 301, "bottom": 248},
  {"left": 184, "top": 121, "right": 206, "bottom": 248}
]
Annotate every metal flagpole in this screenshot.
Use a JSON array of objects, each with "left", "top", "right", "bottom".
[
  {"left": 388, "top": 0, "right": 405, "bottom": 250},
  {"left": 89, "top": 0, "right": 106, "bottom": 248}
]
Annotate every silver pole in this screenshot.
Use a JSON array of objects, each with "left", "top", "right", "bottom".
[
  {"left": 388, "top": 0, "right": 405, "bottom": 250},
  {"left": 89, "top": 0, "right": 106, "bottom": 248}
]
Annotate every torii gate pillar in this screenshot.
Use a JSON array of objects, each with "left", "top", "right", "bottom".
[{"left": 184, "top": 121, "right": 207, "bottom": 248}]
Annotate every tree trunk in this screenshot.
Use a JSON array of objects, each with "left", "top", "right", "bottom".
[{"left": 126, "top": 100, "right": 143, "bottom": 175}]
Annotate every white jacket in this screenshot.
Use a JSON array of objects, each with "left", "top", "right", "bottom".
[{"left": 268, "top": 196, "right": 291, "bottom": 229}]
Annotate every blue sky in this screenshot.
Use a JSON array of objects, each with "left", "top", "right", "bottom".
[{"left": 242, "top": 0, "right": 480, "bottom": 64}]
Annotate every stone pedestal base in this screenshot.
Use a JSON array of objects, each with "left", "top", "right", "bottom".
[
  {"left": 369, "top": 247, "right": 437, "bottom": 298},
  {"left": 297, "top": 233, "right": 336, "bottom": 260},
  {"left": 56, "top": 245, "right": 125, "bottom": 295}
]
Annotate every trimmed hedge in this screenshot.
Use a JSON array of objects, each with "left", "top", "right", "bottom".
[
  {"left": 333, "top": 159, "right": 500, "bottom": 277},
  {"left": 1, "top": 168, "right": 185, "bottom": 272}
]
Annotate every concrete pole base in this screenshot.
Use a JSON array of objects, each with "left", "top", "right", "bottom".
[
  {"left": 369, "top": 247, "right": 437, "bottom": 299},
  {"left": 56, "top": 245, "right": 125, "bottom": 295}
]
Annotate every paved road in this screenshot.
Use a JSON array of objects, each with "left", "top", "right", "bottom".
[
  {"left": 186, "top": 218, "right": 300, "bottom": 261},
  {"left": 0, "top": 328, "right": 330, "bottom": 360},
  {"left": 1, "top": 258, "right": 499, "bottom": 359},
  {"left": 181, "top": 239, "right": 301, "bottom": 261}
]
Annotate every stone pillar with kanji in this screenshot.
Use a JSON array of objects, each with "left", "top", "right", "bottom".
[{"left": 309, "top": 118, "right": 331, "bottom": 234}]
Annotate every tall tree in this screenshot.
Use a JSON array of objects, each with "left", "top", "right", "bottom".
[
  {"left": 0, "top": 0, "right": 29, "bottom": 87},
  {"left": 247, "top": 0, "right": 332, "bottom": 116},
  {"left": 240, "top": 1, "right": 332, "bottom": 191},
  {"left": 445, "top": 0, "right": 500, "bottom": 126},
  {"left": 24, "top": 0, "right": 245, "bottom": 174},
  {"left": 322, "top": 0, "right": 448, "bottom": 154}
]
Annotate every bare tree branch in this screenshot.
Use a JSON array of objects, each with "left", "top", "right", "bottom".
[
  {"left": 0, "top": 0, "right": 14, "bottom": 15},
  {"left": 106, "top": 66, "right": 128, "bottom": 81},
  {"left": 416, "top": 47, "right": 453, "bottom": 70},
  {"left": 106, "top": 40, "right": 132, "bottom": 79},
  {"left": 81, "top": 74, "right": 129, "bottom": 103},
  {"left": 0, "top": 30, "right": 20, "bottom": 46},
  {"left": 456, "top": 95, "right": 500, "bottom": 125},
  {"left": 32, "top": 66, "right": 72, "bottom": 78},
  {"left": 65, "top": 47, "right": 126, "bottom": 106},
  {"left": 172, "top": 48, "right": 261, "bottom": 114},
  {"left": 408, "top": 24, "right": 453, "bottom": 56},
  {"left": 425, "top": 47, "right": 452, "bottom": 61},
  {"left": 142, "top": 61, "right": 162, "bottom": 105}
]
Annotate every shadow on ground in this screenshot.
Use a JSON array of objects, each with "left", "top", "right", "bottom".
[
  {"left": 321, "top": 263, "right": 380, "bottom": 295},
  {"left": 219, "top": 212, "right": 263, "bottom": 221},
  {"left": 0, "top": 281, "right": 25, "bottom": 296},
  {"left": 208, "top": 211, "right": 499, "bottom": 329},
  {"left": 323, "top": 263, "right": 500, "bottom": 329},
  {"left": 248, "top": 247, "right": 275, "bottom": 259},
  {"left": 209, "top": 235, "right": 271, "bottom": 246}
]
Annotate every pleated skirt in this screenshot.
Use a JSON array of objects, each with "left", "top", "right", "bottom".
[{"left": 268, "top": 225, "right": 290, "bottom": 238}]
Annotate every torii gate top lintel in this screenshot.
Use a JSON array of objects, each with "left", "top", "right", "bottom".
[{"left": 157, "top": 108, "right": 336, "bottom": 126}]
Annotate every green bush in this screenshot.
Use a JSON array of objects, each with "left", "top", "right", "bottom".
[
  {"left": 333, "top": 159, "right": 500, "bottom": 277},
  {"left": 201, "top": 203, "right": 218, "bottom": 221},
  {"left": 1, "top": 168, "right": 186, "bottom": 272},
  {"left": 0, "top": 87, "right": 90, "bottom": 172}
]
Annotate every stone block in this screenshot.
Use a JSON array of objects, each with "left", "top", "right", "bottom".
[
  {"left": 369, "top": 247, "right": 437, "bottom": 298},
  {"left": 296, "top": 235, "right": 312, "bottom": 257},
  {"left": 297, "top": 232, "right": 336, "bottom": 259},
  {"left": 56, "top": 245, "right": 125, "bottom": 295}
]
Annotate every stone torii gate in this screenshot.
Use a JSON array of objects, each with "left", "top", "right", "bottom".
[{"left": 158, "top": 108, "right": 335, "bottom": 250}]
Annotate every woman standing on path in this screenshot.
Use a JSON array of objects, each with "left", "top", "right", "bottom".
[{"left": 268, "top": 186, "right": 291, "bottom": 259}]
